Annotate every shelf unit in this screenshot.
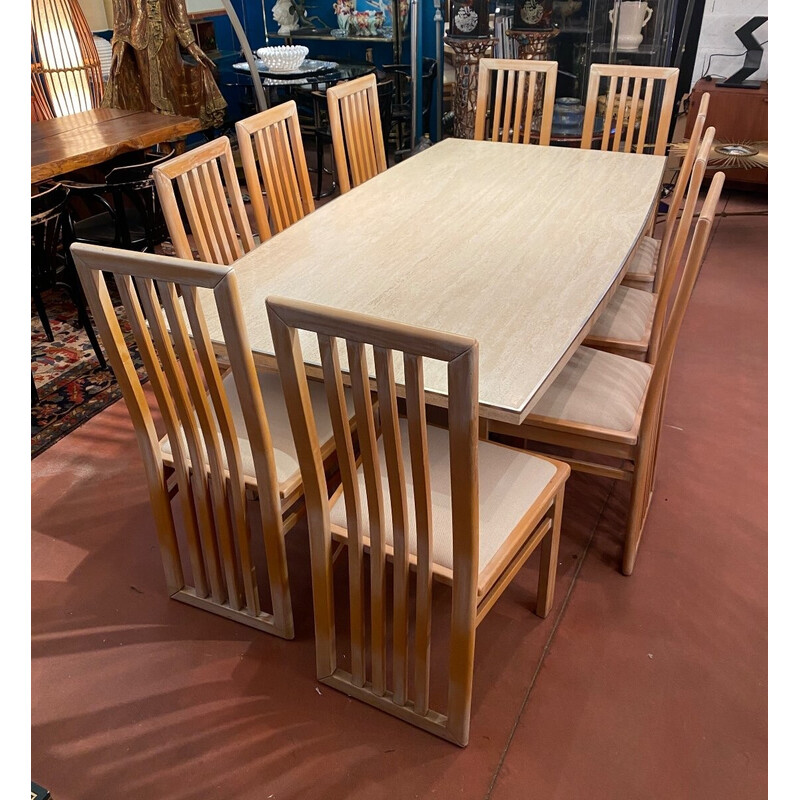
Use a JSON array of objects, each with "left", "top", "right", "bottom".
[
  {"left": 278, "top": 0, "right": 409, "bottom": 66},
  {"left": 549, "top": 0, "right": 679, "bottom": 100}
]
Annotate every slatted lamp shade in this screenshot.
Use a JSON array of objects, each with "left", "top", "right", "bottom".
[{"left": 31, "top": 0, "right": 104, "bottom": 118}]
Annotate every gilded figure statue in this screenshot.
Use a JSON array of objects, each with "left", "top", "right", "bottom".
[{"left": 102, "top": 0, "right": 226, "bottom": 129}]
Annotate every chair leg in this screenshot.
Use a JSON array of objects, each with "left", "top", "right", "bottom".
[
  {"left": 61, "top": 281, "right": 107, "bottom": 369},
  {"left": 315, "top": 135, "right": 324, "bottom": 199},
  {"left": 622, "top": 434, "right": 658, "bottom": 576},
  {"left": 32, "top": 290, "right": 54, "bottom": 341},
  {"left": 536, "top": 488, "right": 564, "bottom": 618}
]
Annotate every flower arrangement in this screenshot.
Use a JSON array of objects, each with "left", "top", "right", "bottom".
[{"left": 333, "top": 0, "right": 353, "bottom": 14}]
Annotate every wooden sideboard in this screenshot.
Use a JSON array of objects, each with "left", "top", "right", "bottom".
[{"left": 686, "top": 78, "right": 767, "bottom": 189}]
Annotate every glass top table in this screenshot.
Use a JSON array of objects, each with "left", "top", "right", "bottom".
[{"left": 231, "top": 58, "right": 378, "bottom": 90}]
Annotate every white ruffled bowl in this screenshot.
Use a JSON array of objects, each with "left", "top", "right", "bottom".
[{"left": 256, "top": 45, "right": 309, "bottom": 72}]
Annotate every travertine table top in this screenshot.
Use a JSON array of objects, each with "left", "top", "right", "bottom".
[{"left": 201, "top": 137, "right": 665, "bottom": 424}]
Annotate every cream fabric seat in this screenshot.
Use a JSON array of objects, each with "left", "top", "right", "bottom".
[
  {"left": 161, "top": 370, "right": 353, "bottom": 499},
  {"left": 527, "top": 346, "right": 652, "bottom": 443},
  {"left": 622, "top": 235, "right": 659, "bottom": 291},
  {"left": 584, "top": 284, "right": 656, "bottom": 356},
  {"left": 329, "top": 419, "right": 560, "bottom": 595}
]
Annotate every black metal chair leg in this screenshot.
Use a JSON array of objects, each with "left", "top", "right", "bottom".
[
  {"left": 33, "top": 290, "right": 54, "bottom": 341},
  {"left": 62, "top": 281, "right": 107, "bottom": 369},
  {"left": 316, "top": 135, "right": 324, "bottom": 199}
]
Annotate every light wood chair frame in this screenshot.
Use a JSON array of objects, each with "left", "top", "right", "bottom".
[
  {"left": 490, "top": 173, "right": 725, "bottom": 576},
  {"left": 622, "top": 92, "right": 711, "bottom": 294},
  {"left": 152, "top": 136, "right": 256, "bottom": 265},
  {"left": 474, "top": 58, "right": 558, "bottom": 146},
  {"left": 584, "top": 123, "right": 716, "bottom": 363},
  {"left": 72, "top": 243, "right": 296, "bottom": 638},
  {"left": 267, "top": 297, "right": 569, "bottom": 746},
  {"left": 235, "top": 100, "right": 315, "bottom": 241},
  {"left": 326, "top": 73, "right": 388, "bottom": 194},
  {"left": 581, "top": 64, "right": 679, "bottom": 156}
]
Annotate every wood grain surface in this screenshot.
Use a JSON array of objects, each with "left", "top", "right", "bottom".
[{"left": 31, "top": 108, "right": 201, "bottom": 184}]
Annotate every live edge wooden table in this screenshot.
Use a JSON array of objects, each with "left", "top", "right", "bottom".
[
  {"left": 200, "top": 137, "right": 666, "bottom": 424},
  {"left": 31, "top": 107, "right": 201, "bottom": 185}
]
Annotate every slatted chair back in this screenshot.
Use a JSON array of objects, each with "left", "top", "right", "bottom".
[
  {"left": 71, "top": 243, "right": 294, "bottom": 639},
  {"left": 152, "top": 136, "right": 256, "bottom": 265},
  {"left": 31, "top": 0, "right": 104, "bottom": 118},
  {"left": 640, "top": 171, "right": 724, "bottom": 471},
  {"left": 474, "top": 59, "right": 558, "bottom": 145},
  {"left": 647, "top": 125, "right": 715, "bottom": 360},
  {"left": 653, "top": 91, "right": 710, "bottom": 292},
  {"left": 32, "top": 184, "right": 70, "bottom": 286},
  {"left": 326, "top": 73, "right": 388, "bottom": 193},
  {"left": 582, "top": 64, "right": 679, "bottom": 155},
  {"left": 268, "top": 297, "right": 480, "bottom": 746},
  {"left": 235, "top": 100, "right": 315, "bottom": 240}
]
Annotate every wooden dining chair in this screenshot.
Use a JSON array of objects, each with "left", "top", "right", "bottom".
[
  {"left": 326, "top": 73, "right": 388, "bottom": 194},
  {"left": 622, "top": 92, "right": 711, "bottom": 293},
  {"left": 152, "top": 136, "right": 256, "bottom": 265},
  {"left": 71, "top": 243, "right": 358, "bottom": 638},
  {"left": 583, "top": 123, "right": 716, "bottom": 363},
  {"left": 489, "top": 172, "right": 725, "bottom": 576},
  {"left": 581, "top": 64, "right": 679, "bottom": 156},
  {"left": 267, "top": 298, "right": 570, "bottom": 746},
  {"left": 474, "top": 59, "right": 558, "bottom": 146},
  {"left": 235, "top": 100, "right": 315, "bottom": 241}
]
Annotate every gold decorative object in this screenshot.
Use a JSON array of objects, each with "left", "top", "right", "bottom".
[
  {"left": 670, "top": 138, "right": 768, "bottom": 170},
  {"left": 102, "top": 0, "right": 226, "bottom": 130},
  {"left": 444, "top": 35, "right": 496, "bottom": 139}
]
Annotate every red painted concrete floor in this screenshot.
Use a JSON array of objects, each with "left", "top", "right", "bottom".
[{"left": 30, "top": 189, "right": 767, "bottom": 799}]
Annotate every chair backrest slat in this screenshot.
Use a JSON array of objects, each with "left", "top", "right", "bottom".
[
  {"left": 642, "top": 172, "right": 725, "bottom": 439},
  {"left": 374, "top": 346, "right": 411, "bottom": 706},
  {"left": 403, "top": 352, "right": 433, "bottom": 715},
  {"left": 153, "top": 137, "right": 256, "bottom": 265},
  {"left": 474, "top": 59, "right": 558, "bottom": 146},
  {"left": 236, "top": 101, "right": 314, "bottom": 240},
  {"left": 649, "top": 125, "right": 716, "bottom": 357},
  {"left": 655, "top": 92, "right": 711, "bottom": 290},
  {"left": 318, "top": 332, "right": 367, "bottom": 685},
  {"left": 72, "top": 244, "right": 294, "bottom": 638},
  {"left": 347, "top": 338, "right": 388, "bottom": 696},
  {"left": 268, "top": 297, "right": 479, "bottom": 744},
  {"left": 582, "top": 64, "right": 679, "bottom": 155},
  {"left": 327, "top": 74, "right": 388, "bottom": 193}
]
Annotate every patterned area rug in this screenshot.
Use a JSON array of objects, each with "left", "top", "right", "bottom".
[{"left": 31, "top": 289, "right": 144, "bottom": 458}]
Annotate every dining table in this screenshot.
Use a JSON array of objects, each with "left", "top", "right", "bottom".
[
  {"left": 31, "top": 107, "right": 202, "bottom": 185},
  {"left": 199, "top": 137, "right": 666, "bottom": 425}
]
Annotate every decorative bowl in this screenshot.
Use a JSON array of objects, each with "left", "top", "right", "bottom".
[{"left": 256, "top": 45, "right": 309, "bottom": 72}]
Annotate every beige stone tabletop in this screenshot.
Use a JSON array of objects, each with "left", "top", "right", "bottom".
[{"left": 201, "top": 137, "right": 666, "bottom": 424}]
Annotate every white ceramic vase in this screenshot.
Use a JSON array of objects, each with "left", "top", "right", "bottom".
[{"left": 608, "top": 1, "right": 653, "bottom": 51}]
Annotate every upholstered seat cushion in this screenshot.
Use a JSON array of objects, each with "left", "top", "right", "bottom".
[
  {"left": 160, "top": 369, "right": 352, "bottom": 498},
  {"left": 329, "top": 420, "right": 559, "bottom": 592},
  {"left": 529, "top": 346, "right": 652, "bottom": 441},
  {"left": 586, "top": 284, "right": 656, "bottom": 346},
  {"left": 625, "top": 235, "right": 659, "bottom": 278}
]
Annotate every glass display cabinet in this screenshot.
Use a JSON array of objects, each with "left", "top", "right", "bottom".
[{"left": 549, "top": 0, "right": 679, "bottom": 100}]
